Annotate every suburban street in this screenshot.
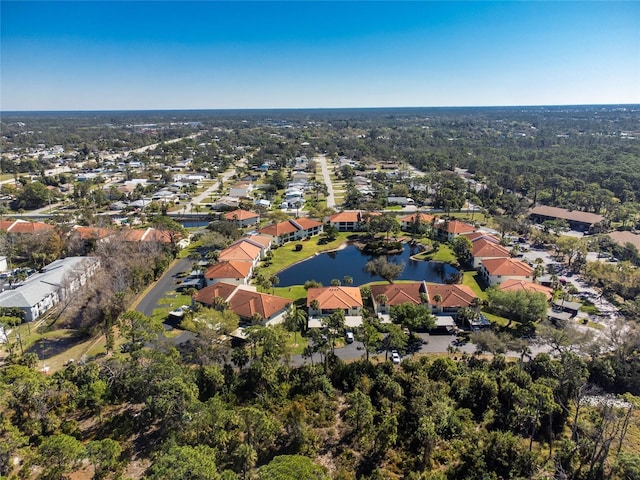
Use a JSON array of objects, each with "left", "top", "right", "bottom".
[{"left": 316, "top": 154, "right": 336, "bottom": 209}]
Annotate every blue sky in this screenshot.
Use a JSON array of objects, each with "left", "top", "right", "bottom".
[{"left": 1, "top": 1, "right": 639, "bottom": 110}]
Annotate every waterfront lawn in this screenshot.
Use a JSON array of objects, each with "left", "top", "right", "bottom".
[
  {"left": 269, "top": 285, "right": 308, "bottom": 304},
  {"left": 258, "top": 232, "right": 356, "bottom": 278},
  {"left": 426, "top": 244, "right": 457, "bottom": 264}
]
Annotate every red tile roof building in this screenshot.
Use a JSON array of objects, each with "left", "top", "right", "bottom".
[
  {"left": 0, "top": 219, "right": 55, "bottom": 234},
  {"left": 204, "top": 261, "right": 253, "bottom": 285},
  {"left": 259, "top": 218, "right": 323, "bottom": 245},
  {"left": 480, "top": 257, "right": 534, "bottom": 286},
  {"left": 193, "top": 283, "right": 291, "bottom": 326},
  {"left": 498, "top": 279, "right": 554, "bottom": 300},
  {"left": 223, "top": 209, "right": 260, "bottom": 227},
  {"left": 370, "top": 281, "right": 426, "bottom": 314},
  {"left": 307, "top": 286, "right": 363, "bottom": 316}
]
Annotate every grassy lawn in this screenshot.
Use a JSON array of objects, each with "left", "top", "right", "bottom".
[
  {"left": 271, "top": 285, "right": 308, "bottom": 304},
  {"left": 150, "top": 292, "right": 192, "bottom": 323},
  {"left": 462, "top": 270, "right": 487, "bottom": 300},
  {"left": 257, "top": 232, "right": 355, "bottom": 278},
  {"left": 482, "top": 311, "right": 513, "bottom": 328},
  {"left": 426, "top": 244, "right": 457, "bottom": 263}
]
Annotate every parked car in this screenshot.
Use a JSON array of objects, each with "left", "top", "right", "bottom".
[
  {"left": 345, "top": 331, "right": 354, "bottom": 344},
  {"left": 391, "top": 350, "right": 401, "bottom": 364}
]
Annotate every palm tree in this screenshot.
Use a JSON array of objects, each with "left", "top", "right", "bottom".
[
  {"left": 310, "top": 299, "right": 321, "bottom": 315},
  {"left": 432, "top": 294, "right": 442, "bottom": 312},
  {"left": 343, "top": 275, "right": 353, "bottom": 286},
  {"left": 376, "top": 294, "right": 388, "bottom": 308},
  {"left": 269, "top": 275, "right": 280, "bottom": 294},
  {"left": 211, "top": 296, "right": 228, "bottom": 311},
  {"left": 285, "top": 305, "right": 308, "bottom": 347}
]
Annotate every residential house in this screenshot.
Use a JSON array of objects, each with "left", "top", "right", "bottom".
[
  {"left": 399, "top": 213, "right": 436, "bottom": 233},
  {"left": 469, "top": 237, "right": 511, "bottom": 268},
  {"left": 529, "top": 205, "right": 606, "bottom": 233},
  {"left": 223, "top": 209, "right": 260, "bottom": 227},
  {"left": 0, "top": 219, "right": 55, "bottom": 235},
  {"left": 232, "top": 235, "right": 273, "bottom": 259},
  {"left": 370, "top": 281, "right": 427, "bottom": 315},
  {"left": 193, "top": 282, "right": 291, "bottom": 326},
  {"left": 498, "top": 279, "right": 554, "bottom": 301},
  {"left": 328, "top": 211, "right": 364, "bottom": 232},
  {"left": 479, "top": 257, "right": 534, "bottom": 286},
  {"left": 204, "top": 260, "right": 253, "bottom": 285},
  {"left": 423, "top": 284, "right": 478, "bottom": 316},
  {"left": 608, "top": 231, "right": 640, "bottom": 252},
  {"left": 434, "top": 220, "right": 477, "bottom": 242},
  {"left": 307, "top": 286, "right": 363, "bottom": 328},
  {"left": 0, "top": 256, "right": 100, "bottom": 322},
  {"left": 122, "top": 227, "right": 183, "bottom": 246},
  {"left": 69, "top": 226, "right": 115, "bottom": 253},
  {"left": 229, "top": 181, "right": 253, "bottom": 199},
  {"left": 217, "top": 242, "right": 262, "bottom": 268},
  {"left": 259, "top": 218, "right": 323, "bottom": 246}
]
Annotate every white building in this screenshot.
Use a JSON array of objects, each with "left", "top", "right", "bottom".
[{"left": 0, "top": 257, "right": 100, "bottom": 322}]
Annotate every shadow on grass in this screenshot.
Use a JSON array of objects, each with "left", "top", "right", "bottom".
[{"left": 26, "top": 331, "right": 89, "bottom": 360}]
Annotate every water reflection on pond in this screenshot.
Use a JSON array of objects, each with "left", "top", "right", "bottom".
[{"left": 275, "top": 243, "right": 459, "bottom": 287}]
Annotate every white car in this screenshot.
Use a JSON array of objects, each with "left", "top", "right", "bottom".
[{"left": 391, "top": 350, "right": 401, "bottom": 364}]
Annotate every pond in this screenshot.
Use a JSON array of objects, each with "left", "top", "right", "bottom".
[{"left": 275, "top": 243, "right": 460, "bottom": 287}]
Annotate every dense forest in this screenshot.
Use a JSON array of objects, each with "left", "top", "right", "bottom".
[{"left": 1, "top": 325, "right": 639, "bottom": 479}]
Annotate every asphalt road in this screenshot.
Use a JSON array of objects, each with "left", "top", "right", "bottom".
[
  {"left": 135, "top": 257, "right": 193, "bottom": 317},
  {"left": 290, "top": 332, "right": 479, "bottom": 366}
]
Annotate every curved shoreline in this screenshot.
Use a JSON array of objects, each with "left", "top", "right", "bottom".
[{"left": 268, "top": 240, "right": 351, "bottom": 277}]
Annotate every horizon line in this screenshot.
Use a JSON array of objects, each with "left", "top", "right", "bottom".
[{"left": 2, "top": 103, "right": 639, "bottom": 114}]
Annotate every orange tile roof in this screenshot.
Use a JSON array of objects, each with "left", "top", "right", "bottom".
[
  {"left": 400, "top": 213, "right": 435, "bottom": 224},
  {"left": 228, "top": 289, "right": 291, "bottom": 320},
  {"left": 462, "top": 232, "right": 500, "bottom": 243},
  {"left": 223, "top": 209, "right": 260, "bottom": 221},
  {"left": 0, "top": 219, "right": 55, "bottom": 234},
  {"left": 426, "top": 284, "right": 477, "bottom": 308},
  {"left": 370, "top": 282, "right": 425, "bottom": 306},
  {"left": 240, "top": 234, "right": 273, "bottom": 248},
  {"left": 440, "top": 220, "right": 477, "bottom": 234},
  {"left": 481, "top": 257, "right": 534, "bottom": 276},
  {"left": 193, "top": 282, "right": 238, "bottom": 304},
  {"left": 472, "top": 238, "right": 511, "bottom": 258},
  {"left": 73, "top": 226, "right": 114, "bottom": 240},
  {"left": 259, "top": 221, "right": 298, "bottom": 237},
  {"left": 498, "top": 279, "right": 553, "bottom": 300},
  {"left": 193, "top": 282, "right": 291, "bottom": 320},
  {"left": 307, "top": 286, "right": 363, "bottom": 309},
  {"left": 218, "top": 242, "right": 262, "bottom": 262},
  {"left": 292, "top": 217, "right": 323, "bottom": 229},
  {"left": 122, "top": 227, "right": 179, "bottom": 243},
  {"left": 329, "top": 211, "right": 362, "bottom": 223},
  {"left": 205, "top": 261, "right": 252, "bottom": 280}
]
